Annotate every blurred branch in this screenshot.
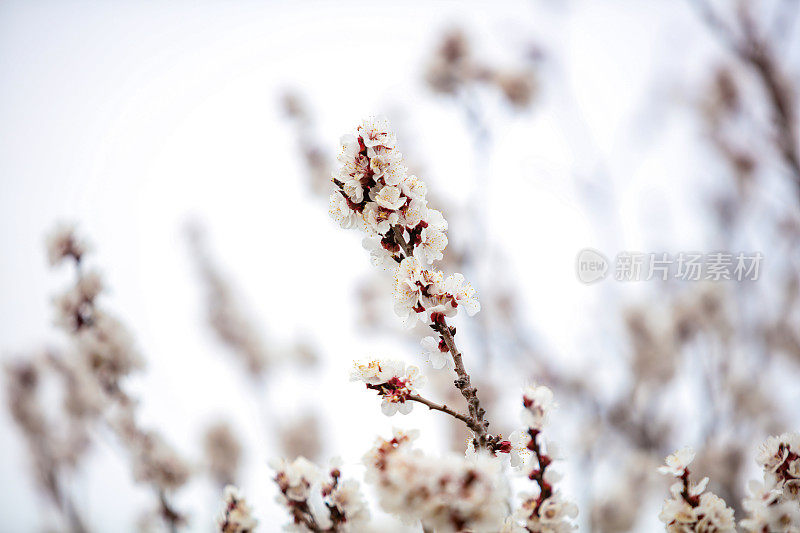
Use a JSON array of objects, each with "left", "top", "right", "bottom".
[{"left": 691, "top": 0, "right": 800, "bottom": 197}]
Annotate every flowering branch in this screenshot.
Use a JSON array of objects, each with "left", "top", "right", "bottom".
[
  {"left": 46, "top": 225, "right": 189, "bottom": 531},
  {"left": 657, "top": 446, "right": 735, "bottom": 530},
  {"left": 503, "top": 385, "right": 577, "bottom": 532},
  {"left": 741, "top": 432, "right": 800, "bottom": 531},
  {"left": 690, "top": 0, "right": 800, "bottom": 195},
  {"left": 4, "top": 358, "right": 89, "bottom": 533},
  {"left": 330, "top": 118, "right": 490, "bottom": 448},
  {"left": 216, "top": 485, "right": 257, "bottom": 533},
  {"left": 363, "top": 428, "right": 509, "bottom": 531},
  {"left": 271, "top": 457, "right": 369, "bottom": 532}
]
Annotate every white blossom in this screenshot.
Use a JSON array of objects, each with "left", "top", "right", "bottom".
[
  {"left": 400, "top": 197, "right": 427, "bottom": 228},
  {"left": 443, "top": 273, "right": 480, "bottom": 316},
  {"left": 657, "top": 448, "right": 736, "bottom": 532},
  {"left": 756, "top": 432, "right": 800, "bottom": 474},
  {"left": 46, "top": 224, "right": 87, "bottom": 266},
  {"left": 325, "top": 478, "right": 371, "bottom": 531},
  {"left": 507, "top": 430, "right": 532, "bottom": 469},
  {"left": 392, "top": 257, "right": 425, "bottom": 325},
  {"left": 216, "top": 485, "right": 257, "bottom": 533},
  {"left": 272, "top": 456, "right": 320, "bottom": 503},
  {"left": 420, "top": 336, "right": 450, "bottom": 369},
  {"left": 363, "top": 431, "right": 509, "bottom": 532},
  {"left": 741, "top": 433, "right": 800, "bottom": 532},
  {"left": 358, "top": 116, "right": 396, "bottom": 150},
  {"left": 374, "top": 185, "right": 406, "bottom": 211},
  {"left": 362, "top": 237, "right": 397, "bottom": 271},
  {"left": 362, "top": 202, "right": 399, "bottom": 236},
  {"left": 328, "top": 193, "right": 358, "bottom": 229},
  {"left": 513, "top": 490, "right": 578, "bottom": 533},
  {"left": 111, "top": 408, "right": 190, "bottom": 493},
  {"left": 415, "top": 226, "right": 448, "bottom": 265},
  {"left": 401, "top": 174, "right": 428, "bottom": 202},
  {"left": 350, "top": 358, "right": 426, "bottom": 416},
  {"left": 273, "top": 457, "right": 370, "bottom": 532},
  {"left": 658, "top": 446, "right": 696, "bottom": 477},
  {"left": 521, "top": 384, "right": 556, "bottom": 430}
]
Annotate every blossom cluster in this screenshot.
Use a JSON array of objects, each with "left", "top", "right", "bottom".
[
  {"left": 502, "top": 385, "right": 577, "bottom": 533},
  {"left": 350, "top": 358, "right": 426, "bottom": 416},
  {"left": 216, "top": 485, "right": 258, "bottom": 533},
  {"left": 186, "top": 224, "right": 319, "bottom": 376},
  {"left": 46, "top": 225, "right": 189, "bottom": 524},
  {"left": 46, "top": 223, "right": 88, "bottom": 266},
  {"left": 271, "top": 456, "right": 369, "bottom": 532},
  {"left": 363, "top": 429, "right": 509, "bottom": 532},
  {"left": 657, "top": 446, "right": 736, "bottom": 532},
  {"left": 741, "top": 432, "right": 800, "bottom": 531},
  {"left": 49, "top": 226, "right": 143, "bottom": 392},
  {"left": 424, "top": 29, "right": 538, "bottom": 109},
  {"left": 329, "top": 117, "right": 479, "bottom": 328}
]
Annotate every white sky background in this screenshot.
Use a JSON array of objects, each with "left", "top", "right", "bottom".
[{"left": 1, "top": 0, "right": 796, "bottom": 531}]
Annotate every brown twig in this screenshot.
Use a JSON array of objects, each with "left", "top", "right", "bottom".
[
  {"left": 432, "top": 321, "right": 489, "bottom": 448},
  {"left": 690, "top": 0, "right": 800, "bottom": 196},
  {"left": 526, "top": 428, "right": 553, "bottom": 515},
  {"left": 406, "top": 393, "right": 481, "bottom": 433},
  {"left": 158, "top": 490, "right": 182, "bottom": 533}
]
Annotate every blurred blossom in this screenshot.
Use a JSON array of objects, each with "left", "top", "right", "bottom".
[{"left": 204, "top": 422, "right": 242, "bottom": 488}]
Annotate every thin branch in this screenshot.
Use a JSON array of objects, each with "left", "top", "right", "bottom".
[
  {"left": 391, "top": 225, "right": 414, "bottom": 258},
  {"left": 689, "top": 0, "right": 800, "bottom": 196},
  {"left": 432, "top": 321, "right": 489, "bottom": 447},
  {"left": 406, "top": 393, "right": 481, "bottom": 433},
  {"left": 158, "top": 491, "right": 182, "bottom": 533}
]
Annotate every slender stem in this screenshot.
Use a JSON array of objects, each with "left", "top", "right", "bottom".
[
  {"left": 433, "top": 320, "right": 489, "bottom": 447},
  {"left": 407, "top": 393, "right": 481, "bottom": 433},
  {"left": 46, "top": 469, "right": 87, "bottom": 533},
  {"left": 159, "top": 491, "right": 181, "bottom": 533},
  {"left": 526, "top": 429, "right": 552, "bottom": 513},
  {"left": 63, "top": 491, "right": 88, "bottom": 533},
  {"left": 391, "top": 225, "right": 414, "bottom": 258},
  {"left": 689, "top": 0, "right": 800, "bottom": 196}
]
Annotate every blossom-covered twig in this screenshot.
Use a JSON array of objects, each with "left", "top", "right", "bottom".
[
  {"left": 740, "top": 432, "right": 800, "bottom": 531},
  {"left": 46, "top": 224, "right": 190, "bottom": 531},
  {"left": 272, "top": 456, "right": 370, "bottom": 532},
  {"left": 502, "top": 385, "right": 577, "bottom": 532},
  {"left": 186, "top": 223, "right": 273, "bottom": 376},
  {"left": 657, "top": 446, "right": 736, "bottom": 531},
  {"left": 425, "top": 29, "right": 538, "bottom": 109},
  {"left": 186, "top": 222, "right": 323, "bottom": 461},
  {"left": 4, "top": 358, "right": 89, "bottom": 533},
  {"left": 350, "top": 357, "right": 481, "bottom": 432},
  {"left": 329, "top": 116, "right": 490, "bottom": 447},
  {"left": 216, "top": 485, "right": 258, "bottom": 533},
  {"left": 689, "top": 0, "right": 800, "bottom": 195},
  {"left": 364, "top": 428, "right": 509, "bottom": 532}
]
